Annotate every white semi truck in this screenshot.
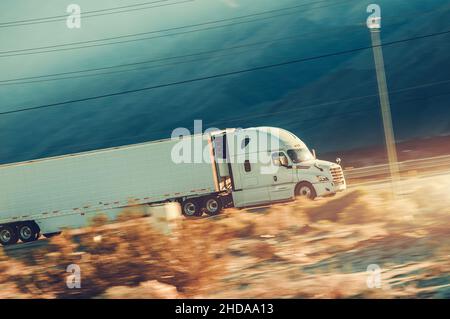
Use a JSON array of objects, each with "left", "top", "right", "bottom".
[{"left": 0, "top": 127, "right": 346, "bottom": 245}]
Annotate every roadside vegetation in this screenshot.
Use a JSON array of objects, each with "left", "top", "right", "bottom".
[{"left": 0, "top": 177, "right": 448, "bottom": 298}]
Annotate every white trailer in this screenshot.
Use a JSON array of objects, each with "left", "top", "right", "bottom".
[{"left": 0, "top": 127, "right": 346, "bottom": 245}]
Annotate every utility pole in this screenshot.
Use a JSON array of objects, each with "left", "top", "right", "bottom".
[{"left": 367, "top": 4, "right": 400, "bottom": 197}]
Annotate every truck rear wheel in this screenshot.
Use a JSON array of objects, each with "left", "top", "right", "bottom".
[
  {"left": 203, "top": 196, "right": 222, "bottom": 216},
  {"left": 0, "top": 225, "right": 19, "bottom": 246},
  {"left": 17, "top": 222, "right": 39, "bottom": 243},
  {"left": 295, "top": 182, "right": 317, "bottom": 200},
  {"left": 182, "top": 199, "right": 202, "bottom": 217}
]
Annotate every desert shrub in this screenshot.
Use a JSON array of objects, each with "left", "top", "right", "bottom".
[
  {"left": 89, "top": 213, "right": 109, "bottom": 227},
  {"left": 0, "top": 216, "right": 231, "bottom": 298},
  {"left": 215, "top": 209, "right": 257, "bottom": 238},
  {"left": 116, "top": 204, "right": 147, "bottom": 222},
  {"left": 247, "top": 242, "right": 279, "bottom": 261}
]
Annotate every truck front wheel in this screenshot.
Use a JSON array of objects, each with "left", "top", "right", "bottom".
[
  {"left": 0, "top": 225, "right": 19, "bottom": 246},
  {"left": 182, "top": 199, "right": 202, "bottom": 217},
  {"left": 203, "top": 196, "right": 222, "bottom": 216},
  {"left": 295, "top": 182, "right": 317, "bottom": 200}
]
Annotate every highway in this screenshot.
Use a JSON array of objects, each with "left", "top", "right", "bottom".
[
  {"left": 344, "top": 154, "right": 450, "bottom": 180},
  {"left": 349, "top": 169, "right": 450, "bottom": 195}
]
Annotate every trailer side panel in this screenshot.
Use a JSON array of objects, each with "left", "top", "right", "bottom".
[{"left": 0, "top": 135, "right": 215, "bottom": 223}]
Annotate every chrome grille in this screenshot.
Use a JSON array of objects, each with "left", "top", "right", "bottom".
[{"left": 330, "top": 167, "right": 345, "bottom": 185}]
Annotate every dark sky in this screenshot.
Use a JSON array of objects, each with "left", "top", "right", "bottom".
[{"left": 0, "top": 0, "right": 449, "bottom": 164}]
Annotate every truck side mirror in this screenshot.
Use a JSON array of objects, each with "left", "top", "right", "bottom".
[
  {"left": 280, "top": 156, "right": 289, "bottom": 167},
  {"left": 312, "top": 149, "right": 316, "bottom": 159},
  {"left": 336, "top": 158, "right": 341, "bottom": 165},
  {"left": 273, "top": 158, "right": 281, "bottom": 167}
]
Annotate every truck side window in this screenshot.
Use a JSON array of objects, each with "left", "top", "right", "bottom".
[
  {"left": 272, "top": 152, "right": 288, "bottom": 167},
  {"left": 214, "top": 135, "right": 227, "bottom": 159},
  {"left": 244, "top": 160, "right": 251, "bottom": 172}
]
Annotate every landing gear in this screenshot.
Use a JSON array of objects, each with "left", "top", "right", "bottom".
[
  {"left": 43, "top": 232, "right": 61, "bottom": 239},
  {"left": 295, "top": 182, "right": 317, "bottom": 200}
]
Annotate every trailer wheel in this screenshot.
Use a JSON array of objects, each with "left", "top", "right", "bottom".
[
  {"left": 203, "top": 196, "right": 222, "bottom": 216},
  {"left": 17, "top": 222, "right": 39, "bottom": 243},
  {"left": 0, "top": 225, "right": 19, "bottom": 246},
  {"left": 182, "top": 199, "right": 202, "bottom": 217},
  {"left": 295, "top": 182, "right": 317, "bottom": 200}
]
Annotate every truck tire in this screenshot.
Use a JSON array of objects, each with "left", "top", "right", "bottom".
[
  {"left": 203, "top": 196, "right": 222, "bottom": 216},
  {"left": 295, "top": 182, "right": 317, "bottom": 200},
  {"left": 182, "top": 199, "right": 202, "bottom": 217},
  {"left": 0, "top": 225, "right": 19, "bottom": 246},
  {"left": 17, "top": 222, "right": 39, "bottom": 243}
]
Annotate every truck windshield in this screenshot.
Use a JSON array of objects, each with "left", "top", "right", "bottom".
[{"left": 287, "top": 148, "right": 314, "bottom": 163}]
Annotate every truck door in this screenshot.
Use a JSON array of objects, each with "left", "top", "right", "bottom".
[
  {"left": 269, "top": 151, "right": 294, "bottom": 202},
  {"left": 231, "top": 159, "right": 271, "bottom": 207}
]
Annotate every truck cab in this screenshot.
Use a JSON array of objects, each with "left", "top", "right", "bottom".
[{"left": 215, "top": 127, "right": 346, "bottom": 208}]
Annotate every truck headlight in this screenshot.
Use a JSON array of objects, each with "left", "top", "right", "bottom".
[{"left": 316, "top": 175, "right": 329, "bottom": 182}]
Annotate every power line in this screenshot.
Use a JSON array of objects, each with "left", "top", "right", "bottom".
[
  {"left": 0, "top": 26, "right": 367, "bottom": 85},
  {"left": 1, "top": 29, "right": 449, "bottom": 116},
  {"left": 121, "top": 78, "right": 450, "bottom": 124},
  {"left": 0, "top": 46, "right": 274, "bottom": 86},
  {"left": 1, "top": 0, "right": 168, "bottom": 24},
  {"left": 88, "top": 78, "right": 449, "bottom": 132},
  {"left": 7, "top": 87, "right": 449, "bottom": 159},
  {"left": 297, "top": 90, "right": 450, "bottom": 133},
  {"left": 0, "top": 0, "right": 189, "bottom": 28},
  {"left": 206, "top": 79, "right": 450, "bottom": 125},
  {"left": 0, "top": 0, "right": 350, "bottom": 57},
  {"left": 0, "top": 5, "right": 444, "bottom": 85}
]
